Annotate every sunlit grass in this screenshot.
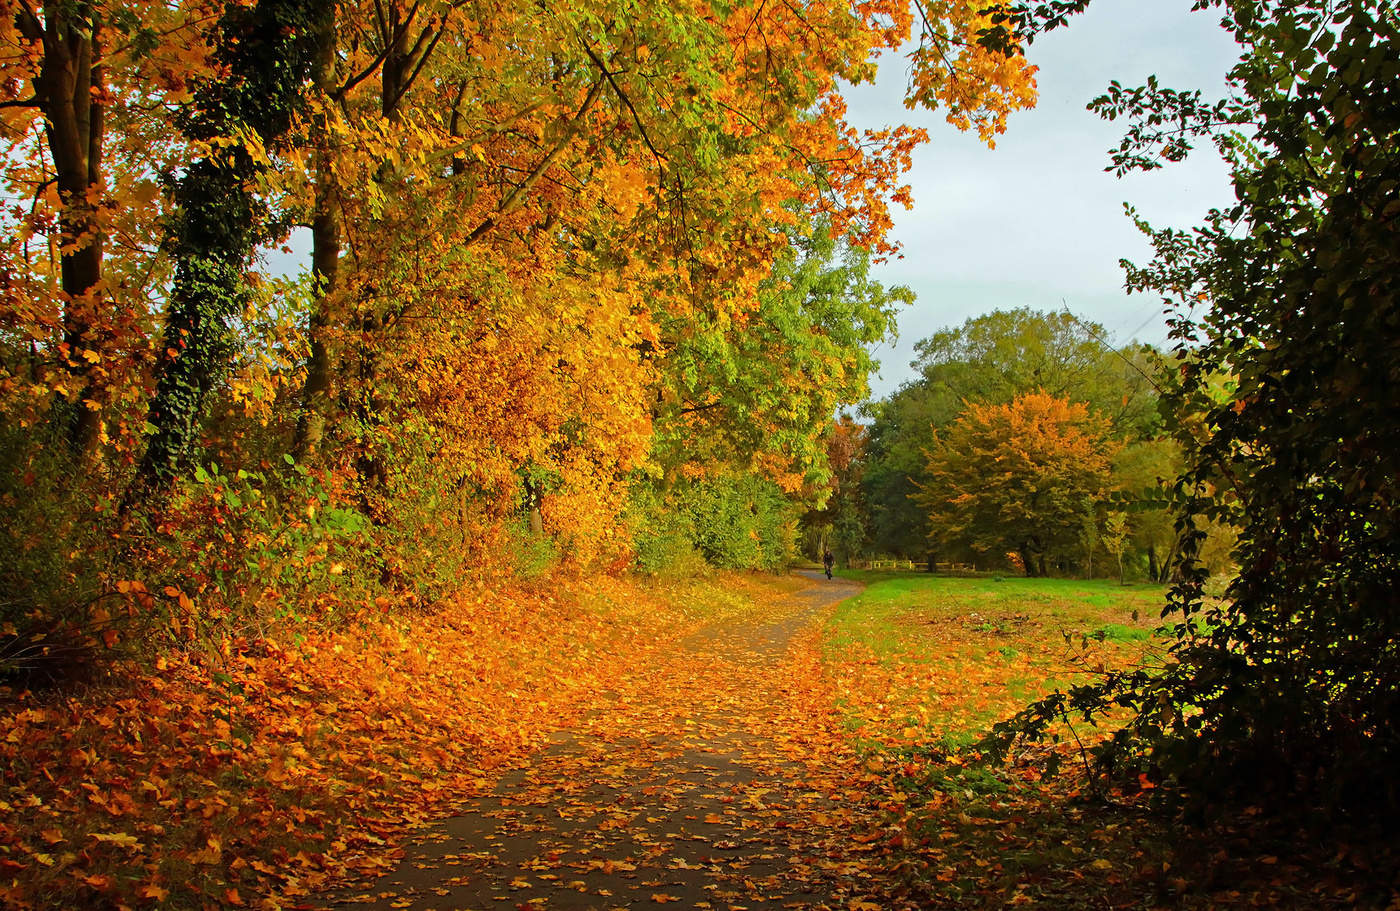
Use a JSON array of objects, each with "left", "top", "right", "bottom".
[{"left": 823, "top": 573, "right": 1167, "bottom": 746}]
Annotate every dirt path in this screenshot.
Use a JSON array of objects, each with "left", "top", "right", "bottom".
[{"left": 323, "top": 573, "right": 894, "bottom": 911}]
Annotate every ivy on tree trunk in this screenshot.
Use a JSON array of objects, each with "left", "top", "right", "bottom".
[{"left": 134, "top": 0, "right": 328, "bottom": 496}]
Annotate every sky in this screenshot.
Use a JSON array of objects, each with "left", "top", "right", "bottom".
[{"left": 843, "top": 0, "right": 1244, "bottom": 402}]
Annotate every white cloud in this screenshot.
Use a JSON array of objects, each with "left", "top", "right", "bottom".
[{"left": 846, "top": 0, "right": 1242, "bottom": 400}]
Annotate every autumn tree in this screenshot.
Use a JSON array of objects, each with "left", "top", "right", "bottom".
[
  {"left": 915, "top": 391, "right": 1119, "bottom": 576},
  {"left": 0, "top": 0, "right": 1055, "bottom": 626},
  {"left": 247, "top": 0, "right": 1042, "bottom": 560},
  {"left": 863, "top": 309, "right": 1156, "bottom": 558},
  {"left": 800, "top": 414, "right": 870, "bottom": 567},
  {"left": 0, "top": 2, "right": 214, "bottom": 456}
]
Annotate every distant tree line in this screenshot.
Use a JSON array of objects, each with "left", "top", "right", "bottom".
[{"left": 809, "top": 308, "right": 1235, "bottom": 582}]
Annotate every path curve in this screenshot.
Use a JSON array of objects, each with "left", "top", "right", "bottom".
[{"left": 323, "top": 573, "right": 876, "bottom": 910}]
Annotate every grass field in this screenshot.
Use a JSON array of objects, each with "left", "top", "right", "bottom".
[
  {"left": 818, "top": 573, "right": 1388, "bottom": 909},
  {"left": 824, "top": 572, "right": 1167, "bottom": 750}
]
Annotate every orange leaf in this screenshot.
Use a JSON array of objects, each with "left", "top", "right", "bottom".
[{"left": 139, "top": 883, "right": 169, "bottom": 902}]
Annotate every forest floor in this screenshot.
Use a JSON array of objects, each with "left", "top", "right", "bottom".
[
  {"left": 3, "top": 571, "right": 1395, "bottom": 909},
  {"left": 319, "top": 572, "right": 1396, "bottom": 911}
]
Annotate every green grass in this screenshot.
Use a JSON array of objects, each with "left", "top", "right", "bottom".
[
  {"left": 817, "top": 573, "right": 1387, "bottom": 910},
  {"left": 827, "top": 573, "right": 1166, "bottom": 656},
  {"left": 822, "top": 573, "right": 1169, "bottom": 744}
]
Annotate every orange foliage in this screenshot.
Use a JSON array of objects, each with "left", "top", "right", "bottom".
[
  {"left": 271, "top": 0, "right": 1044, "bottom": 554},
  {"left": 0, "top": 1, "right": 219, "bottom": 450},
  {"left": 918, "top": 392, "right": 1120, "bottom": 568}
]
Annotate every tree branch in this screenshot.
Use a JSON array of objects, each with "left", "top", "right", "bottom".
[
  {"left": 581, "top": 40, "right": 667, "bottom": 165},
  {"left": 463, "top": 72, "right": 607, "bottom": 245}
]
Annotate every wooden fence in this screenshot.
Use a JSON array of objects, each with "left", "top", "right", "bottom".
[{"left": 860, "top": 560, "right": 976, "bottom": 572}]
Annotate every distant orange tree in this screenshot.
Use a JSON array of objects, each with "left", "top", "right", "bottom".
[{"left": 915, "top": 392, "right": 1119, "bottom": 576}]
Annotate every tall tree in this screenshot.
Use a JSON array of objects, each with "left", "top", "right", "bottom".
[
  {"left": 135, "top": 0, "right": 328, "bottom": 492},
  {"left": 801, "top": 414, "right": 871, "bottom": 566},
  {"left": 0, "top": 2, "right": 214, "bottom": 456},
  {"left": 12, "top": 2, "right": 107, "bottom": 454}
]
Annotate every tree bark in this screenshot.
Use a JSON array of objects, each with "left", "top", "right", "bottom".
[
  {"left": 26, "top": 5, "right": 107, "bottom": 456},
  {"left": 293, "top": 4, "right": 342, "bottom": 459}
]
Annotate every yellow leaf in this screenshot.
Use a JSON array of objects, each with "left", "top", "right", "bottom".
[{"left": 89, "top": 832, "right": 141, "bottom": 848}]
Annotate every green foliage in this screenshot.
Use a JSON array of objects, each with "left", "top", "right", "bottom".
[
  {"left": 652, "top": 223, "right": 908, "bottom": 486},
  {"left": 681, "top": 475, "right": 796, "bottom": 572},
  {"left": 1111, "top": 438, "right": 1185, "bottom": 582},
  {"left": 995, "top": 0, "right": 1400, "bottom": 821},
  {"left": 910, "top": 308, "right": 1159, "bottom": 437},
  {"left": 801, "top": 414, "right": 870, "bottom": 566},
  {"left": 0, "top": 429, "right": 106, "bottom": 620},
  {"left": 1101, "top": 511, "right": 1129, "bottom": 585},
  {"left": 629, "top": 475, "right": 797, "bottom": 574},
  {"left": 629, "top": 496, "right": 711, "bottom": 580},
  {"left": 861, "top": 385, "right": 943, "bottom": 559},
  {"left": 862, "top": 308, "right": 1159, "bottom": 559}
]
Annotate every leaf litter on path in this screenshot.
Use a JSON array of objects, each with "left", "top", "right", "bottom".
[{"left": 322, "top": 574, "right": 916, "bottom": 910}]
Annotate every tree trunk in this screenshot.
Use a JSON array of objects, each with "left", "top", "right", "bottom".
[
  {"left": 27, "top": 6, "right": 106, "bottom": 456},
  {"left": 293, "top": 6, "right": 342, "bottom": 459},
  {"left": 132, "top": 0, "right": 325, "bottom": 497},
  {"left": 345, "top": 3, "right": 444, "bottom": 499}
]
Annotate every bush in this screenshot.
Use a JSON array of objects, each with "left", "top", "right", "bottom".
[
  {"left": 629, "top": 475, "right": 798, "bottom": 576},
  {"left": 678, "top": 475, "right": 796, "bottom": 572}
]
